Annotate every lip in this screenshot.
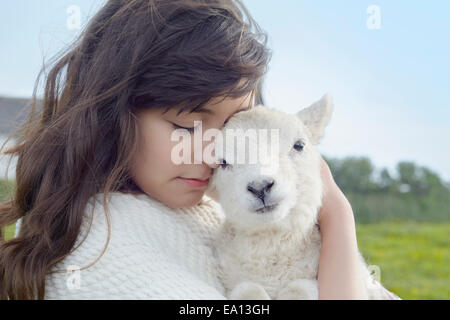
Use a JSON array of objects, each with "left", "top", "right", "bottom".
[
  {"left": 177, "top": 177, "right": 210, "bottom": 188},
  {"left": 255, "top": 203, "right": 278, "bottom": 214}
]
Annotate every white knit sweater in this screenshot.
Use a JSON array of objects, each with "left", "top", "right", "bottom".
[{"left": 42, "top": 192, "right": 227, "bottom": 299}]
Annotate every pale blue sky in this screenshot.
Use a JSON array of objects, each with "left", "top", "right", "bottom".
[{"left": 1, "top": 0, "right": 449, "bottom": 181}]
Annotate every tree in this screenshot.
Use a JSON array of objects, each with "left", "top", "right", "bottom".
[
  {"left": 396, "top": 161, "right": 444, "bottom": 197},
  {"left": 377, "top": 167, "right": 396, "bottom": 193},
  {"left": 397, "top": 161, "right": 417, "bottom": 186},
  {"left": 331, "top": 156, "right": 377, "bottom": 193}
]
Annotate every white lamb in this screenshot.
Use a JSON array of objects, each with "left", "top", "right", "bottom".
[{"left": 207, "top": 94, "right": 397, "bottom": 300}]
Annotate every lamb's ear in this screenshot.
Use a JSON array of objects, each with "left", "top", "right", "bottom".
[{"left": 296, "top": 93, "right": 334, "bottom": 145}]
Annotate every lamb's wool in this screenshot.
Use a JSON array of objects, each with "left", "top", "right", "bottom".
[
  {"left": 210, "top": 95, "right": 402, "bottom": 300},
  {"left": 42, "top": 192, "right": 227, "bottom": 299}
]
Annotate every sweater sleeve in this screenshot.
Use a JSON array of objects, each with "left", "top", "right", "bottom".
[{"left": 44, "top": 192, "right": 227, "bottom": 300}]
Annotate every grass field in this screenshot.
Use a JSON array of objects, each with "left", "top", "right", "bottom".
[
  {"left": 3, "top": 219, "right": 449, "bottom": 299},
  {"left": 356, "top": 222, "right": 449, "bottom": 299},
  {"left": 3, "top": 223, "right": 15, "bottom": 240}
]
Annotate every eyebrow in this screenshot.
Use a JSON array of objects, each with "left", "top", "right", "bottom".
[{"left": 191, "top": 105, "right": 252, "bottom": 116}]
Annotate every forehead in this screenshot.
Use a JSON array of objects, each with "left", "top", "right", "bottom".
[
  {"left": 220, "top": 107, "right": 310, "bottom": 151},
  {"left": 163, "top": 91, "right": 255, "bottom": 117},
  {"left": 225, "top": 106, "right": 304, "bottom": 130}
]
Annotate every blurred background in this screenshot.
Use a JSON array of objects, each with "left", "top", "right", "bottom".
[{"left": 0, "top": 0, "right": 449, "bottom": 299}]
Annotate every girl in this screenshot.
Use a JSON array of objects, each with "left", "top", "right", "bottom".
[{"left": 0, "top": 0, "right": 381, "bottom": 299}]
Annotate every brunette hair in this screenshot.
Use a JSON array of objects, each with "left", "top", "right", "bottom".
[{"left": 0, "top": 0, "right": 271, "bottom": 299}]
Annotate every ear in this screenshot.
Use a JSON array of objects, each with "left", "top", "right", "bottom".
[{"left": 296, "top": 93, "right": 334, "bottom": 145}]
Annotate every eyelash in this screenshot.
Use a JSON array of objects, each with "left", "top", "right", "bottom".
[{"left": 172, "top": 123, "right": 195, "bottom": 133}]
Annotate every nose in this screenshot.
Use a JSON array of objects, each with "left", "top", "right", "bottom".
[
  {"left": 247, "top": 179, "right": 275, "bottom": 200},
  {"left": 203, "top": 137, "right": 220, "bottom": 169},
  {"left": 207, "top": 161, "right": 220, "bottom": 169},
  {"left": 204, "top": 148, "right": 219, "bottom": 169}
]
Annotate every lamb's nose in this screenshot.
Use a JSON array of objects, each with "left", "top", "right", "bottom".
[{"left": 247, "top": 179, "right": 275, "bottom": 200}]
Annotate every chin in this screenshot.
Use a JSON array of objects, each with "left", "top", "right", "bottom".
[
  {"left": 190, "top": 191, "right": 206, "bottom": 206},
  {"left": 169, "top": 191, "right": 205, "bottom": 209}
]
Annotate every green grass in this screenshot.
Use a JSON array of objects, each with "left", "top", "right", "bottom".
[
  {"left": 1, "top": 179, "right": 16, "bottom": 241},
  {"left": 3, "top": 223, "right": 15, "bottom": 240},
  {"left": 356, "top": 221, "right": 450, "bottom": 300}
]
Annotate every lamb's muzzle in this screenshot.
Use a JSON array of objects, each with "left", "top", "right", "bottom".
[{"left": 247, "top": 179, "right": 275, "bottom": 200}]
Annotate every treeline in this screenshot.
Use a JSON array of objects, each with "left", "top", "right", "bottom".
[{"left": 323, "top": 155, "right": 450, "bottom": 223}]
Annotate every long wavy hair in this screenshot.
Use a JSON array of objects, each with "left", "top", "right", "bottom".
[{"left": 0, "top": 0, "right": 271, "bottom": 299}]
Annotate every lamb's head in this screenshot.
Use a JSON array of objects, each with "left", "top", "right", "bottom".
[{"left": 207, "top": 93, "right": 334, "bottom": 234}]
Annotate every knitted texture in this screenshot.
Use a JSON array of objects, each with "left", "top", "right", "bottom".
[{"left": 44, "top": 192, "right": 227, "bottom": 299}]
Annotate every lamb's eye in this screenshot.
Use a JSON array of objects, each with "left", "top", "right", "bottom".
[
  {"left": 293, "top": 140, "right": 305, "bottom": 151},
  {"left": 219, "top": 158, "right": 229, "bottom": 169}
]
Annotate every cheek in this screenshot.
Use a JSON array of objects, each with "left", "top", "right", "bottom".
[
  {"left": 133, "top": 123, "right": 181, "bottom": 177},
  {"left": 148, "top": 132, "right": 176, "bottom": 163}
]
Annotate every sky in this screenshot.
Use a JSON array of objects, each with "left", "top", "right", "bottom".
[{"left": 0, "top": 0, "right": 449, "bottom": 182}]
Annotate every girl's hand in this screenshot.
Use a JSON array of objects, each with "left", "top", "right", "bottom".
[{"left": 317, "top": 155, "right": 369, "bottom": 299}]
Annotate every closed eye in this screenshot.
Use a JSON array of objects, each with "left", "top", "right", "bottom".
[{"left": 172, "top": 122, "right": 195, "bottom": 133}]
